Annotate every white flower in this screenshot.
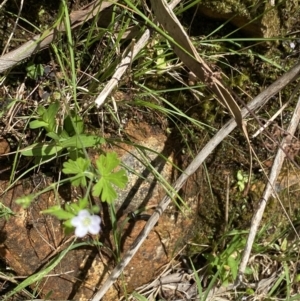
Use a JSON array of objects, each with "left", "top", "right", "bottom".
[{"left": 71, "top": 209, "right": 101, "bottom": 238}]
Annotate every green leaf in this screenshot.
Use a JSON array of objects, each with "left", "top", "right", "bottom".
[
  {"left": 237, "top": 170, "right": 244, "bottom": 181},
  {"left": 15, "top": 195, "right": 34, "bottom": 208},
  {"left": 42, "top": 206, "right": 75, "bottom": 220},
  {"left": 62, "top": 157, "right": 91, "bottom": 186},
  {"left": 280, "top": 237, "right": 287, "bottom": 251},
  {"left": 156, "top": 47, "right": 167, "bottom": 70},
  {"left": 37, "top": 106, "right": 46, "bottom": 116},
  {"left": 69, "top": 175, "right": 86, "bottom": 187},
  {"left": 47, "top": 131, "right": 60, "bottom": 141},
  {"left": 65, "top": 203, "right": 76, "bottom": 213},
  {"left": 78, "top": 198, "right": 89, "bottom": 209},
  {"left": 97, "top": 152, "right": 121, "bottom": 175},
  {"left": 43, "top": 101, "right": 59, "bottom": 122},
  {"left": 227, "top": 255, "right": 238, "bottom": 280},
  {"left": 105, "top": 169, "right": 128, "bottom": 188},
  {"left": 63, "top": 157, "right": 90, "bottom": 174},
  {"left": 238, "top": 181, "right": 245, "bottom": 192},
  {"left": 64, "top": 113, "right": 84, "bottom": 136},
  {"left": 63, "top": 219, "right": 74, "bottom": 235},
  {"left": 26, "top": 62, "right": 44, "bottom": 80},
  {"left": 29, "top": 102, "right": 60, "bottom": 133},
  {"left": 92, "top": 152, "right": 128, "bottom": 203},
  {"left": 29, "top": 120, "right": 49, "bottom": 129},
  {"left": 63, "top": 199, "right": 89, "bottom": 215},
  {"left": 60, "top": 134, "right": 105, "bottom": 149},
  {"left": 21, "top": 142, "right": 63, "bottom": 156},
  {"left": 244, "top": 267, "right": 253, "bottom": 275},
  {"left": 93, "top": 178, "right": 117, "bottom": 203},
  {"left": 43, "top": 102, "right": 59, "bottom": 132},
  {"left": 60, "top": 129, "right": 70, "bottom": 139},
  {"left": 68, "top": 147, "right": 85, "bottom": 161},
  {"left": 91, "top": 205, "right": 100, "bottom": 214},
  {"left": 63, "top": 219, "right": 73, "bottom": 228}
]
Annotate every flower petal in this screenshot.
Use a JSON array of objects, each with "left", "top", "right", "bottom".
[
  {"left": 75, "top": 225, "right": 88, "bottom": 238},
  {"left": 88, "top": 223, "right": 101, "bottom": 235},
  {"left": 71, "top": 216, "right": 82, "bottom": 227},
  {"left": 88, "top": 215, "right": 101, "bottom": 235},
  {"left": 91, "top": 215, "right": 101, "bottom": 225},
  {"left": 72, "top": 210, "right": 101, "bottom": 237},
  {"left": 77, "top": 209, "right": 90, "bottom": 218}
]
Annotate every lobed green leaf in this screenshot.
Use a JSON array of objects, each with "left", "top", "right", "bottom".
[{"left": 93, "top": 152, "right": 128, "bottom": 203}]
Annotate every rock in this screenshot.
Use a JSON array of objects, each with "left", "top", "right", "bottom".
[
  {"left": 197, "top": 1, "right": 281, "bottom": 38},
  {"left": 0, "top": 138, "right": 10, "bottom": 155},
  {"left": 0, "top": 121, "right": 199, "bottom": 300}
]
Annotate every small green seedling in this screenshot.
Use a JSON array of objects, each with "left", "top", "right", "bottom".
[
  {"left": 236, "top": 170, "right": 249, "bottom": 192},
  {"left": 26, "top": 62, "right": 44, "bottom": 80}
]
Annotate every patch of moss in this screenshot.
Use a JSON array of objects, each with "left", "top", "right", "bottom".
[
  {"left": 201, "top": 0, "right": 257, "bottom": 17},
  {"left": 199, "top": 0, "right": 299, "bottom": 38}
]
